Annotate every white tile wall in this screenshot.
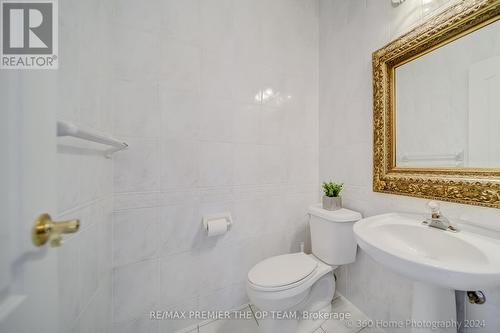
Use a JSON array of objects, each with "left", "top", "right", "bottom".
[
  {"left": 113, "top": 138, "right": 161, "bottom": 193},
  {"left": 319, "top": 1, "right": 500, "bottom": 333},
  {"left": 111, "top": 0, "right": 319, "bottom": 332},
  {"left": 112, "top": 318, "right": 159, "bottom": 333},
  {"left": 112, "top": 80, "right": 160, "bottom": 138},
  {"left": 112, "top": 259, "right": 160, "bottom": 323},
  {"left": 113, "top": 208, "right": 160, "bottom": 267},
  {"left": 159, "top": 89, "right": 200, "bottom": 141},
  {"left": 53, "top": 1, "right": 500, "bottom": 332}
]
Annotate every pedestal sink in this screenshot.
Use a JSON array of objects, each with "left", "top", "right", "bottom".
[{"left": 353, "top": 213, "right": 500, "bottom": 333}]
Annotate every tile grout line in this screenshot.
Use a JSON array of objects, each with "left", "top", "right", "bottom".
[
  {"left": 356, "top": 326, "right": 370, "bottom": 333},
  {"left": 248, "top": 304, "right": 260, "bottom": 327}
]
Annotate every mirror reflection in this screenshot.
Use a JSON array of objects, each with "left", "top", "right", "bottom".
[{"left": 395, "top": 20, "right": 500, "bottom": 168}]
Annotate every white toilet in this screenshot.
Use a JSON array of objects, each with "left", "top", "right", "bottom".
[{"left": 246, "top": 204, "right": 362, "bottom": 333}]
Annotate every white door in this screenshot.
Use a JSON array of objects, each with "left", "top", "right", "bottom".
[{"left": 0, "top": 69, "right": 60, "bottom": 332}]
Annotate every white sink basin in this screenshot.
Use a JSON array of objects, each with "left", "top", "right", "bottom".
[
  {"left": 353, "top": 213, "right": 500, "bottom": 333},
  {"left": 353, "top": 213, "right": 500, "bottom": 291}
]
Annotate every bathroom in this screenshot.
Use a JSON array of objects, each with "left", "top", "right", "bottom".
[{"left": 1, "top": 0, "right": 499, "bottom": 332}]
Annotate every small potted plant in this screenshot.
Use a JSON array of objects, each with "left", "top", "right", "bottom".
[{"left": 322, "top": 181, "right": 343, "bottom": 211}]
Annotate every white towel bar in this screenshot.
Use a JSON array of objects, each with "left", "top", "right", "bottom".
[
  {"left": 57, "top": 121, "right": 128, "bottom": 158},
  {"left": 400, "top": 150, "right": 464, "bottom": 162}
]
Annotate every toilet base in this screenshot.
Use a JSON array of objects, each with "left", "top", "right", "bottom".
[{"left": 256, "top": 273, "right": 335, "bottom": 333}]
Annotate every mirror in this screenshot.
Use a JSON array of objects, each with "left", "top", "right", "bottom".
[
  {"left": 372, "top": 0, "right": 500, "bottom": 208},
  {"left": 395, "top": 20, "right": 500, "bottom": 168}
]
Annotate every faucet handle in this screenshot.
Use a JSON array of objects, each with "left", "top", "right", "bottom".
[
  {"left": 427, "top": 201, "right": 441, "bottom": 218},
  {"left": 427, "top": 201, "right": 439, "bottom": 211},
  {"left": 425, "top": 201, "right": 457, "bottom": 231}
]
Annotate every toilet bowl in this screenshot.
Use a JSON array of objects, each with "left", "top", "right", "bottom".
[
  {"left": 246, "top": 205, "right": 362, "bottom": 333},
  {"left": 247, "top": 253, "right": 335, "bottom": 333}
]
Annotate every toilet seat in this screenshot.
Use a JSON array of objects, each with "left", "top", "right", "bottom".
[
  {"left": 246, "top": 253, "right": 334, "bottom": 315},
  {"left": 247, "top": 253, "right": 324, "bottom": 292}
]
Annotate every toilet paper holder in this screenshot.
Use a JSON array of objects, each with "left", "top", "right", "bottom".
[{"left": 202, "top": 212, "right": 233, "bottom": 232}]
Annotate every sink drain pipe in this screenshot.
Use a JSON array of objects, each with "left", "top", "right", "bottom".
[{"left": 467, "top": 291, "right": 486, "bottom": 304}]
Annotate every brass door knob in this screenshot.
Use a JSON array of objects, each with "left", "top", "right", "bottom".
[{"left": 32, "top": 213, "right": 80, "bottom": 247}]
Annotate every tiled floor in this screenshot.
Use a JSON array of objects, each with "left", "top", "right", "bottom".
[{"left": 174, "top": 296, "right": 385, "bottom": 333}]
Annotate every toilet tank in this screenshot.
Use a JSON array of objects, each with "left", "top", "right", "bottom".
[{"left": 308, "top": 204, "right": 362, "bottom": 266}]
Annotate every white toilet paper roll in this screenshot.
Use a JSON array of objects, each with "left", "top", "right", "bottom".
[{"left": 206, "top": 218, "right": 228, "bottom": 237}]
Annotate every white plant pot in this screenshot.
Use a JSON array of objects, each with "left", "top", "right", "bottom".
[{"left": 322, "top": 196, "right": 342, "bottom": 211}]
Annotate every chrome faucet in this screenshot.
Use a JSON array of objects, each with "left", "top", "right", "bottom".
[{"left": 424, "top": 201, "right": 458, "bottom": 232}]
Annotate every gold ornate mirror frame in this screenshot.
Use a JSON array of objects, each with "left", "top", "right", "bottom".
[{"left": 372, "top": 0, "right": 500, "bottom": 208}]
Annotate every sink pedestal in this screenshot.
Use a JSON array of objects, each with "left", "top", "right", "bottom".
[{"left": 411, "top": 282, "right": 457, "bottom": 333}]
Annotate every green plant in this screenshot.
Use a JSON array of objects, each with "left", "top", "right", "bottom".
[{"left": 322, "top": 181, "right": 343, "bottom": 197}]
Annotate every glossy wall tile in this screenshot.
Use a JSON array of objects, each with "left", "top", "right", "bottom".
[{"left": 110, "top": 0, "right": 319, "bottom": 331}]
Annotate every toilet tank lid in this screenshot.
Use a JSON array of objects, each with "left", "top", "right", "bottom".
[{"left": 308, "top": 204, "right": 362, "bottom": 222}]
